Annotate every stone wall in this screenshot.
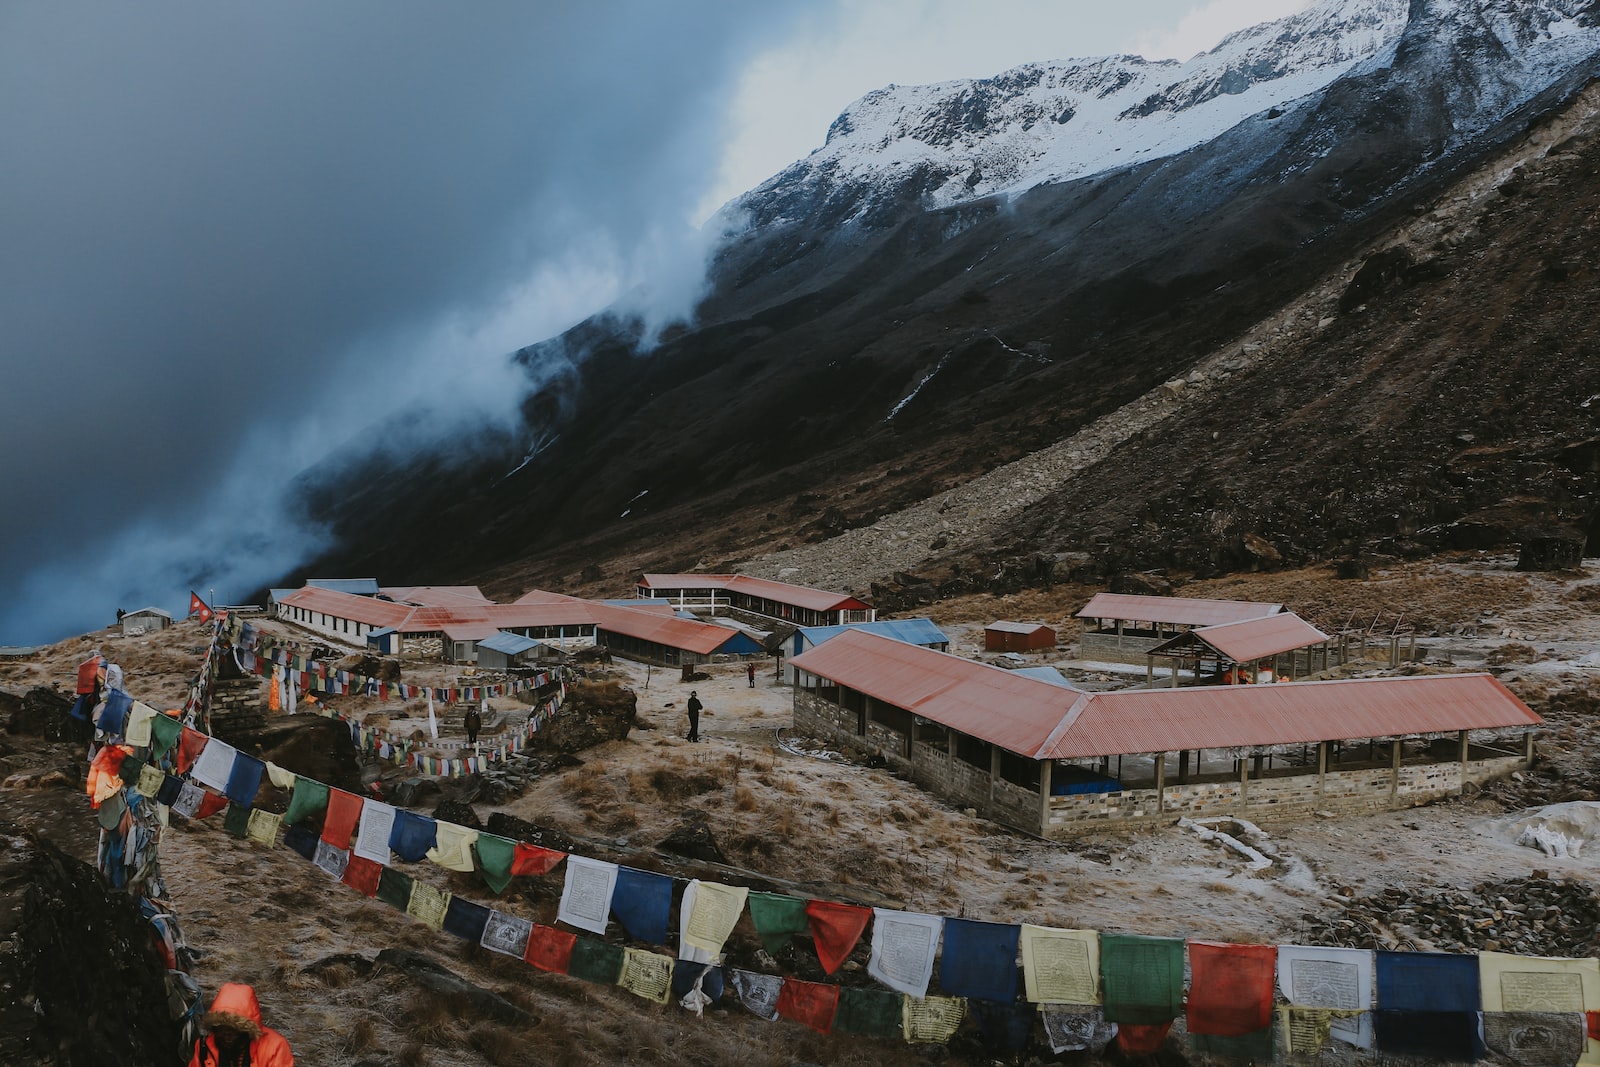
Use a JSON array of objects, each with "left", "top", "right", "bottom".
[{"left": 208, "top": 676, "right": 266, "bottom": 745}]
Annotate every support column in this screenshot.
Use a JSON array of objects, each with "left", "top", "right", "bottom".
[
  {"left": 1147, "top": 659, "right": 1154, "bottom": 687},
  {"left": 1038, "top": 759, "right": 1052, "bottom": 834},
  {"left": 1524, "top": 730, "right": 1535, "bottom": 765},
  {"left": 1317, "top": 741, "right": 1328, "bottom": 796},
  {"left": 1458, "top": 728, "right": 1470, "bottom": 785},
  {"left": 1390, "top": 739, "right": 1402, "bottom": 803},
  {"left": 1155, "top": 753, "right": 1166, "bottom": 814},
  {"left": 1238, "top": 756, "right": 1249, "bottom": 811},
  {"left": 1179, "top": 750, "right": 1190, "bottom": 783},
  {"left": 990, "top": 745, "right": 1001, "bottom": 805}
]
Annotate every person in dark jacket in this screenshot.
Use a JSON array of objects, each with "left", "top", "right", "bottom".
[
  {"left": 463, "top": 705, "right": 482, "bottom": 745},
  {"left": 685, "top": 690, "right": 702, "bottom": 742},
  {"left": 189, "top": 982, "right": 294, "bottom": 1066}
]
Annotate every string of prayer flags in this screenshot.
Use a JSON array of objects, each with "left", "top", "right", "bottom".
[
  {"left": 729, "top": 968, "right": 783, "bottom": 1021},
  {"left": 321, "top": 789, "right": 365, "bottom": 849},
  {"left": 442, "top": 897, "right": 491, "bottom": 942},
  {"left": 282, "top": 776, "right": 330, "bottom": 827},
  {"left": 567, "top": 936, "right": 624, "bottom": 986},
  {"left": 748, "top": 892, "right": 811, "bottom": 956},
  {"left": 804, "top": 899, "right": 871, "bottom": 975},
  {"left": 1276, "top": 944, "right": 1373, "bottom": 1048},
  {"left": 189, "top": 736, "right": 236, "bottom": 793},
  {"left": 387, "top": 810, "right": 437, "bottom": 863},
  {"left": 172, "top": 782, "right": 207, "bottom": 819},
  {"left": 342, "top": 855, "right": 383, "bottom": 898},
  {"left": 1114, "top": 1021, "right": 1173, "bottom": 1056},
  {"left": 246, "top": 808, "right": 281, "bottom": 847},
  {"left": 224, "top": 753, "right": 264, "bottom": 806},
  {"left": 406, "top": 881, "right": 451, "bottom": 931},
  {"left": 938, "top": 917, "right": 1020, "bottom": 1003},
  {"left": 149, "top": 711, "right": 183, "bottom": 761},
  {"left": 1100, "top": 933, "right": 1185, "bottom": 1025},
  {"left": 619, "top": 948, "right": 676, "bottom": 1004},
  {"left": 611, "top": 867, "right": 673, "bottom": 946},
  {"left": 376, "top": 868, "right": 415, "bottom": 912},
  {"left": 426, "top": 822, "right": 479, "bottom": 873},
  {"left": 867, "top": 908, "right": 942, "bottom": 998},
  {"left": 156, "top": 773, "right": 184, "bottom": 807},
  {"left": 482, "top": 911, "right": 534, "bottom": 959},
  {"left": 777, "top": 977, "right": 840, "bottom": 1035},
  {"left": 1021, "top": 925, "right": 1099, "bottom": 1005},
  {"left": 835, "top": 986, "right": 904, "bottom": 1039},
  {"left": 314, "top": 841, "right": 350, "bottom": 881},
  {"left": 174, "top": 727, "right": 208, "bottom": 777},
  {"left": 680, "top": 880, "right": 748, "bottom": 963},
  {"left": 125, "top": 701, "right": 157, "bottom": 747},
  {"left": 903, "top": 994, "right": 965, "bottom": 1044},
  {"left": 558, "top": 856, "right": 619, "bottom": 935},
  {"left": 524, "top": 924, "right": 577, "bottom": 974},
  {"left": 1374, "top": 950, "right": 1483, "bottom": 1061},
  {"left": 353, "top": 800, "right": 396, "bottom": 864},
  {"left": 1186, "top": 941, "right": 1276, "bottom": 1037},
  {"left": 970, "top": 998, "right": 1034, "bottom": 1053},
  {"left": 1041, "top": 1007, "right": 1117, "bottom": 1054}
]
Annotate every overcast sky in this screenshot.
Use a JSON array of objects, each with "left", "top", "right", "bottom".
[{"left": 0, "top": 0, "right": 1305, "bottom": 645}]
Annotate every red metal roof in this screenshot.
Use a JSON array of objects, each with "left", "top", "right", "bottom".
[
  {"left": 790, "top": 630, "right": 1541, "bottom": 760},
  {"left": 382, "top": 586, "right": 490, "bottom": 606},
  {"left": 1077, "top": 593, "right": 1283, "bottom": 628},
  {"left": 590, "top": 603, "right": 748, "bottom": 655},
  {"left": 1040, "top": 674, "right": 1541, "bottom": 759},
  {"left": 281, "top": 587, "right": 414, "bottom": 629},
  {"left": 1156, "top": 612, "right": 1330, "bottom": 663},
  {"left": 639, "top": 573, "right": 870, "bottom": 613},
  {"left": 986, "top": 621, "right": 1055, "bottom": 635}
]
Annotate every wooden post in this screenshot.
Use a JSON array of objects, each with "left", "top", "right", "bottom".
[
  {"left": 1390, "top": 739, "right": 1402, "bottom": 803},
  {"left": 990, "top": 744, "right": 1001, "bottom": 804},
  {"left": 1155, "top": 752, "right": 1166, "bottom": 814},
  {"left": 1147, "top": 659, "right": 1154, "bottom": 687},
  {"left": 1171, "top": 658, "right": 1180, "bottom": 688},
  {"left": 1238, "top": 755, "right": 1249, "bottom": 810},
  {"left": 1317, "top": 741, "right": 1328, "bottom": 795},
  {"left": 1458, "top": 729, "right": 1470, "bottom": 793},
  {"left": 1524, "top": 730, "right": 1535, "bottom": 765},
  {"left": 1038, "top": 759, "right": 1052, "bottom": 835},
  {"left": 1179, "top": 750, "right": 1190, "bottom": 783}
]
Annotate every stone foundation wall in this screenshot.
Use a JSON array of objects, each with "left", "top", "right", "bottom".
[{"left": 209, "top": 677, "right": 266, "bottom": 745}]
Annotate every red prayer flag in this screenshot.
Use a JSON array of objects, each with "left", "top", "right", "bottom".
[
  {"left": 1588, "top": 1011, "right": 1599, "bottom": 1043},
  {"left": 188, "top": 591, "right": 213, "bottom": 623},
  {"left": 511, "top": 843, "right": 567, "bottom": 877},
  {"left": 776, "top": 977, "right": 840, "bottom": 1035},
  {"left": 174, "top": 727, "right": 209, "bottom": 776},
  {"left": 804, "top": 899, "right": 872, "bottom": 975},
  {"left": 195, "top": 791, "right": 229, "bottom": 820},
  {"left": 76, "top": 655, "right": 102, "bottom": 695},
  {"left": 1185, "top": 941, "right": 1277, "bottom": 1036},
  {"left": 1114, "top": 1021, "right": 1173, "bottom": 1056},
  {"left": 524, "top": 924, "right": 576, "bottom": 974},
  {"left": 322, "top": 789, "right": 365, "bottom": 848},
  {"left": 342, "top": 856, "right": 383, "bottom": 898}
]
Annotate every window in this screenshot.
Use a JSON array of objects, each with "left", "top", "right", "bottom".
[
  {"left": 916, "top": 718, "right": 949, "bottom": 746},
  {"left": 956, "top": 733, "right": 990, "bottom": 769},
  {"left": 868, "top": 698, "right": 911, "bottom": 736},
  {"left": 998, "top": 751, "right": 1040, "bottom": 790}
]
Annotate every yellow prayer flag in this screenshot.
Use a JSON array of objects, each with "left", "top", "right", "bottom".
[
  {"left": 407, "top": 882, "right": 451, "bottom": 930},
  {"left": 683, "top": 880, "right": 748, "bottom": 956},
  {"left": 1020, "top": 925, "right": 1100, "bottom": 1004},
  {"left": 425, "top": 822, "right": 480, "bottom": 873},
  {"left": 125, "top": 702, "right": 158, "bottom": 747},
  {"left": 265, "top": 762, "right": 296, "bottom": 790},
  {"left": 245, "top": 808, "right": 281, "bottom": 847},
  {"left": 618, "top": 948, "right": 674, "bottom": 1004},
  {"left": 135, "top": 764, "right": 165, "bottom": 798},
  {"left": 903, "top": 995, "right": 964, "bottom": 1043},
  {"left": 1479, "top": 950, "right": 1600, "bottom": 1067}
]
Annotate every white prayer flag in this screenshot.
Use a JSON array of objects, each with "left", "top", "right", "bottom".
[
  {"left": 557, "top": 855, "right": 618, "bottom": 935},
  {"left": 190, "top": 737, "right": 238, "bottom": 792},
  {"left": 353, "top": 800, "right": 397, "bottom": 865},
  {"left": 868, "top": 908, "right": 942, "bottom": 998}
]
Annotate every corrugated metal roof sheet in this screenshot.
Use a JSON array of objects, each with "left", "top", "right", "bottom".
[
  {"left": 1040, "top": 674, "right": 1541, "bottom": 759},
  {"left": 124, "top": 606, "right": 172, "bottom": 620},
  {"left": 797, "top": 618, "right": 950, "bottom": 649},
  {"left": 305, "top": 578, "right": 380, "bottom": 596},
  {"left": 478, "top": 631, "right": 541, "bottom": 655},
  {"left": 640, "top": 573, "right": 870, "bottom": 613},
  {"left": 590, "top": 603, "right": 753, "bottom": 655},
  {"left": 382, "top": 586, "right": 490, "bottom": 606},
  {"left": 986, "top": 621, "right": 1054, "bottom": 635},
  {"left": 1156, "top": 612, "right": 1329, "bottom": 663},
  {"left": 281, "top": 587, "right": 415, "bottom": 628},
  {"left": 1076, "top": 593, "right": 1283, "bottom": 627},
  {"left": 790, "top": 630, "right": 1540, "bottom": 760},
  {"left": 1010, "top": 666, "right": 1081, "bottom": 690}
]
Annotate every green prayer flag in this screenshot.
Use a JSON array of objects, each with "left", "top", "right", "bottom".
[
  {"left": 747, "top": 891, "right": 811, "bottom": 955},
  {"left": 835, "top": 986, "right": 904, "bottom": 1038},
  {"left": 376, "top": 867, "right": 415, "bottom": 912},
  {"left": 223, "top": 802, "right": 251, "bottom": 838},
  {"left": 473, "top": 833, "right": 516, "bottom": 895},
  {"left": 1189, "top": 1022, "right": 1275, "bottom": 1061},
  {"left": 567, "top": 937, "right": 624, "bottom": 986},
  {"left": 149, "top": 714, "right": 183, "bottom": 760},
  {"left": 281, "top": 776, "right": 329, "bottom": 828},
  {"left": 1100, "top": 933, "right": 1185, "bottom": 1025}
]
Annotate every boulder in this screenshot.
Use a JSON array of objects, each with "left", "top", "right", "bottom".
[
  {"left": 228, "top": 714, "right": 363, "bottom": 794},
  {"left": 658, "top": 818, "right": 728, "bottom": 865},
  {"left": 5, "top": 687, "right": 76, "bottom": 741},
  {"left": 523, "top": 680, "right": 635, "bottom": 755}
]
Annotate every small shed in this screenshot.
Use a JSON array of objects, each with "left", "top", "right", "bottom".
[
  {"left": 985, "top": 621, "right": 1056, "bottom": 653},
  {"left": 476, "top": 631, "right": 543, "bottom": 670},
  {"left": 121, "top": 607, "right": 172, "bottom": 636},
  {"left": 366, "top": 627, "right": 399, "bottom": 655}
]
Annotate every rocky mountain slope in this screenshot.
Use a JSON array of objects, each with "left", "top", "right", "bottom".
[{"left": 297, "top": 0, "right": 1600, "bottom": 602}]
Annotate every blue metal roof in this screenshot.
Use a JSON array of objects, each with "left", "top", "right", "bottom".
[
  {"left": 794, "top": 618, "right": 949, "bottom": 654},
  {"left": 1010, "top": 665, "right": 1081, "bottom": 690},
  {"left": 305, "top": 578, "right": 380, "bottom": 596},
  {"left": 477, "top": 631, "right": 541, "bottom": 655}
]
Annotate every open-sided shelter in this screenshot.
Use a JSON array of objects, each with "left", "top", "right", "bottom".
[
  {"left": 790, "top": 630, "right": 1540, "bottom": 838},
  {"left": 1075, "top": 593, "right": 1282, "bottom": 664},
  {"left": 1144, "top": 611, "right": 1335, "bottom": 686},
  {"left": 635, "top": 573, "right": 874, "bottom": 627}
]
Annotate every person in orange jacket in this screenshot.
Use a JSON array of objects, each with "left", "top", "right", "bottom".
[{"left": 188, "top": 982, "right": 294, "bottom": 1066}]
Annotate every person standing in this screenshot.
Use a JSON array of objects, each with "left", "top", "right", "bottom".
[
  {"left": 463, "top": 705, "right": 482, "bottom": 745},
  {"left": 685, "top": 690, "right": 702, "bottom": 742},
  {"left": 747, "top": 662, "right": 756, "bottom": 688},
  {"left": 189, "top": 983, "right": 294, "bottom": 1066}
]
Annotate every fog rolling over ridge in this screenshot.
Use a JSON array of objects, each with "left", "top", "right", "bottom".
[{"left": 0, "top": 2, "right": 808, "bottom": 644}]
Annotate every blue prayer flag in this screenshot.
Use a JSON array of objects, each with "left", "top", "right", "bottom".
[
  {"left": 939, "top": 917, "right": 1020, "bottom": 1002},
  {"left": 225, "top": 753, "right": 265, "bottom": 806},
  {"left": 388, "top": 810, "right": 438, "bottom": 862},
  {"left": 611, "top": 867, "right": 674, "bottom": 946}
]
